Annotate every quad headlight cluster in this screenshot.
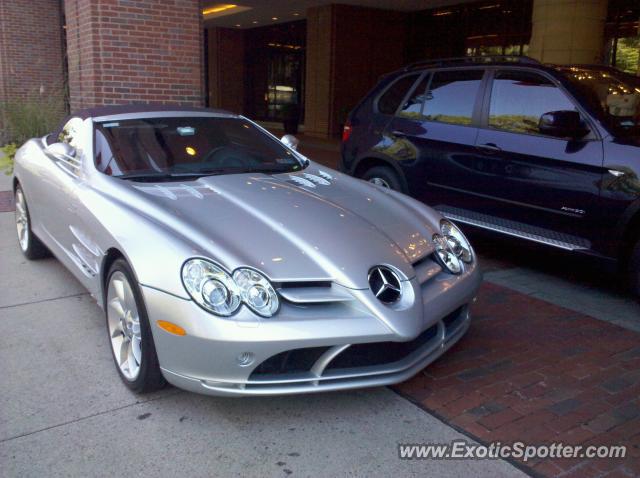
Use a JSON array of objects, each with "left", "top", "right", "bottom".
[
  {"left": 181, "top": 259, "right": 279, "bottom": 317},
  {"left": 433, "top": 220, "right": 474, "bottom": 274}
]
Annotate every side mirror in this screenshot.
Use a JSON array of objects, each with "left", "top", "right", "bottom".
[
  {"left": 280, "top": 134, "right": 299, "bottom": 151},
  {"left": 46, "top": 142, "right": 76, "bottom": 159},
  {"left": 539, "top": 110, "right": 589, "bottom": 139}
]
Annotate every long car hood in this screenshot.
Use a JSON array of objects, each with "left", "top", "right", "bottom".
[{"left": 125, "top": 165, "right": 438, "bottom": 289}]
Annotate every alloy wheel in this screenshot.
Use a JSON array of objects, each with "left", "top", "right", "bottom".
[
  {"left": 15, "top": 189, "right": 29, "bottom": 252},
  {"left": 107, "top": 271, "right": 142, "bottom": 380}
]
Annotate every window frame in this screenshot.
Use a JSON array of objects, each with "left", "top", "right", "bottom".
[
  {"left": 374, "top": 72, "right": 425, "bottom": 116},
  {"left": 480, "top": 67, "right": 601, "bottom": 141}
]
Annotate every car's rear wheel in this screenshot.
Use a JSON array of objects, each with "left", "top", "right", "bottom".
[
  {"left": 14, "top": 185, "right": 49, "bottom": 260},
  {"left": 361, "top": 165, "right": 403, "bottom": 192},
  {"left": 105, "top": 259, "right": 166, "bottom": 392}
]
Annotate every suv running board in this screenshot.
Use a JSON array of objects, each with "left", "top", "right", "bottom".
[{"left": 435, "top": 205, "right": 591, "bottom": 251}]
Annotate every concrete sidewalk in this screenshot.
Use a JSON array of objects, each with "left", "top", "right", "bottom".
[{"left": 0, "top": 210, "right": 524, "bottom": 477}]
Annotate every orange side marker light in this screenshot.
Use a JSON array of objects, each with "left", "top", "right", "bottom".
[{"left": 157, "top": 320, "right": 186, "bottom": 336}]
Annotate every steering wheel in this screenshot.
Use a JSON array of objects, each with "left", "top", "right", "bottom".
[{"left": 201, "top": 145, "right": 249, "bottom": 169}]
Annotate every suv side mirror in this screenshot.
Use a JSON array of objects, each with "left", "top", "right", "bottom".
[
  {"left": 539, "top": 110, "right": 590, "bottom": 139},
  {"left": 46, "top": 142, "right": 77, "bottom": 160}
]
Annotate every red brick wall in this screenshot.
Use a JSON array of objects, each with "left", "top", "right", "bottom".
[
  {"left": 64, "top": 0, "right": 205, "bottom": 110},
  {"left": 0, "top": 0, "right": 67, "bottom": 132}
]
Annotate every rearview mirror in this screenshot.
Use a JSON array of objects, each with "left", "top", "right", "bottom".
[
  {"left": 46, "top": 142, "right": 76, "bottom": 159},
  {"left": 280, "top": 134, "right": 299, "bottom": 151},
  {"left": 539, "top": 110, "right": 589, "bottom": 139}
]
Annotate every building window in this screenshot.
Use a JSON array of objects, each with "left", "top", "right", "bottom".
[{"left": 605, "top": 0, "right": 640, "bottom": 73}]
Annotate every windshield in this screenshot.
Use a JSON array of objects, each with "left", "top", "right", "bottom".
[
  {"left": 94, "top": 116, "right": 304, "bottom": 180},
  {"left": 559, "top": 67, "right": 640, "bottom": 136}
]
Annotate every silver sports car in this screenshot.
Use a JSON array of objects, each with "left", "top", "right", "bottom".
[{"left": 13, "top": 105, "right": 481, "bottom": 396}]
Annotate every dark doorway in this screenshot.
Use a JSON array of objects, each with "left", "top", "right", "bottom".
[{"left": 244, "top": 20, "right": 306, "bottom": 124}]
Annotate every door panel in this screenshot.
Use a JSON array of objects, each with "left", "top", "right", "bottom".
[
  {"left": 470, "top": 70, "right": 605, "bottom": 244},
  {"left": 473, "top": 129, "right": 603, "bottom": 240},
  {"left": 382, "top": 69, "right": 486, "bottom": 205}
]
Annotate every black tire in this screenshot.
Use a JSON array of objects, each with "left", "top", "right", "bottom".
[
  {"left": 105, "top": 258, "right": 166, "bottom": 393},
  {"left": 630, "top": 239, "right": 640, "bottom": 298},
  {"left": 14, "top": 185, "right": 50, "bottom": 260},
  {"left": 361, "top": 165, "right": 403, "bottom": 192}
]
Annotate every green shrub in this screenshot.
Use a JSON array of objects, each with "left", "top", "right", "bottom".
[
  {"left": 0, "top": 143, "right": 17, "bottom": 175},
  {"left": 0, "top": 97, "right": 65, "bottom": 175}
]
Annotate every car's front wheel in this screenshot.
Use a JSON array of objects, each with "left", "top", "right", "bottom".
[
  {"left": 14, "top": 185, "right": 49, "bottom": 259},
  {"left": 361, "top": 165, "right": 403, "bottom": 192},
  {"left": 105, "top": 259, "right": 166, "bottom": 392}
]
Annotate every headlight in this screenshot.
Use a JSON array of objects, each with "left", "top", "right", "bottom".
[
  {"left": 233, "top": 268, "right": 279, "bottom": 317},
  {"left": 441, "top": 220, "right": 473, "bottom": 264},
  {"left": 181, "top": 259, "right": 241, "bottom": 316},
  {"left": 433, "top": 220, "right": 474, "bottom": 274}
]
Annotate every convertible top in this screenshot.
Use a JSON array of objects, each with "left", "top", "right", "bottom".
[
  {"left": 71, "top": 104, "right": 231, "bottom": 120},
  {"left": 48, "top": 104, "right": 233, "bottom": 144}
]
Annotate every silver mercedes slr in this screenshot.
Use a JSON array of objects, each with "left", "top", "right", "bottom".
[{"left": 13, "top": 105, "right": 481, "bottom": 396}]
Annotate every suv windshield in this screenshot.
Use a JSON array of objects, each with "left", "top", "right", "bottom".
[
  {"left": 94, "top": 116, "right": 303, "bottom": 180},
  {"left": 559, "top": 66, "right": 640, "bottom": 136}
]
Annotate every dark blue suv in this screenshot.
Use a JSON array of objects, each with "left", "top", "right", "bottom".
[{"left": 340, "top": 56, "right": 640, "bottom": 294}]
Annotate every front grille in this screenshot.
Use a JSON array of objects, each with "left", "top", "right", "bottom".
[
  {"left": 325, "top": 324, "right": 439, "bottom": 371},
  {"left": 250, "top": 307, "right": 466, "bottom": 380},
  {"left": 251, "top": 346, "right": 330, "bottom": 376}
]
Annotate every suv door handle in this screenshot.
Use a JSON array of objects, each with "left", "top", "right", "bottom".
[
  {"left": 391, "top": 130, "right": 407, "bottom": 137},
  {"left": 477, "top": 143, "right": 502, "bottom": 154}
]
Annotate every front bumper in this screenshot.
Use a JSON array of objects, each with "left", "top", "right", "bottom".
[{"left": 142, "top": 260, "right": 481, "bottom": 396}]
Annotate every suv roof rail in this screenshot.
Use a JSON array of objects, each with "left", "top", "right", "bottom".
[{"left": 404, "top": 55, "right": 541, "bottom": 71}]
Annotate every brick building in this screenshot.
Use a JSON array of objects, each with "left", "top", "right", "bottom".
[{"left": 0, "top": 0, "right": 638, "bottom": 140}]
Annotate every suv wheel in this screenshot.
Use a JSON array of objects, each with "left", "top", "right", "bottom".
[
  {"left": 630, "top": 239, "right": 640, "bottom": 298},
  {"left": 361, "top": 165, "right": 402, "bottom": 192}
]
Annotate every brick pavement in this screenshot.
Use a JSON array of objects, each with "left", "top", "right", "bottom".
[{"left": 395, "top": 282, "right": 640, "bottom": 477}]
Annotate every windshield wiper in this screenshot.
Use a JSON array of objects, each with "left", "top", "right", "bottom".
[
  {"left": 117, "top": 164, "right": 300, "bottom": 182},
  {"left": 197, "top": 164, "right": 298, "bottom": 175}
]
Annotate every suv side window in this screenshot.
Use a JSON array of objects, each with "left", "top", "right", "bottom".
[
  {"left": 377, "top": 74, "right": 420, "bottom": 115},
  {"left": 489, "top": 70, "right": 578, "bottom": 135},
  {"left": 423, "top": 69, "right": 484, "bottom": 125},
  {"left": 398, "top": 75, "right": 431, "bottom": 119}
]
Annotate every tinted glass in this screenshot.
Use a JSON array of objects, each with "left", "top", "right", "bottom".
[
  {"left": 377, "top": 74, "right": 420, "bottom": 115},
  {"left": 94, "top": 117, "right": 302, "bottom": 179},
  {"left": 423, "top": 70, "right": 484, "bottom": 125},
  {"left": 489, "top": 70, "right": 577, "bottom": 135},
  {"left": 559, "top": 66, "right": 640, "bottom": 136},
  {"left": 398, "top": 76, "right": 431, "bottom": 119}
]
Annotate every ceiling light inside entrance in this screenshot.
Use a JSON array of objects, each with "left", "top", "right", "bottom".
[{"left": 202, "top": 4, "right": 251, "bottom": 19}]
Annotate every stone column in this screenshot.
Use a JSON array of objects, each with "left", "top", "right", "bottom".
[
  {"left": 304, "top": 4, "right": 407, "bottom": 138},
  {"left": 529, "top": 0, "right": 608, "bottom": 64},
  {"left": 207, "top": 27, "right": 245, "bottom": 113}
]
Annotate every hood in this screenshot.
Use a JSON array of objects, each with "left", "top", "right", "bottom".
[{"left": 124, "top": 165, "right": 439, "bottom": 289}]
